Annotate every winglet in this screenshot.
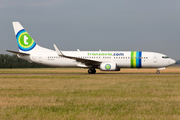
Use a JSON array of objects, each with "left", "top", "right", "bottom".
[{"left": 53, "top": 44, "right": 64, "bottom": 56}]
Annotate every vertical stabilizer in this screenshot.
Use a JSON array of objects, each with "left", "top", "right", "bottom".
[{"left": 12, "top": 22, "right": 36, "bottom": 52}]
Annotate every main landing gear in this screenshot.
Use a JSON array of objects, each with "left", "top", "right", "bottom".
[{"left": 88, "top": 68, "right": 96, "bottom": 74}]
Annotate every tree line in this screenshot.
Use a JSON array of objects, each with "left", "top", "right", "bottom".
[{"left": 0, "top": 54, "right": 50, "bottom": 68}]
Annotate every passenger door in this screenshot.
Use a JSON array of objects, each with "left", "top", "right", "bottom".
[
  {"left": 39, "top": 54, "right": 43, "bottom": 63},
  {"left": 153, "top": 54, "right": 158, "bottom": 63}
]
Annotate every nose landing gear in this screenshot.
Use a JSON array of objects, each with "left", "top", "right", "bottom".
[
  {"left": 88, "top": 68, "right": 96, "bottom": 74},
  {"left": 156, "top": 70, "right": 160, "bottom": 74},
  {"left": 156, "top": 67, "right": 165, "bottom": 74}
]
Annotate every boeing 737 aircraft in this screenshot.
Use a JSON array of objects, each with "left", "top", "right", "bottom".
[{"left": 7, "top": 22, "right": 176, "bottom": 74}]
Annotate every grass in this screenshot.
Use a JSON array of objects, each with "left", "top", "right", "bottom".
[
  {"left": 0, "top": 67, "right": 180, "bottom": 119},
  {"left": 0, "top": 66, "right": 180, "bottom": 74}
]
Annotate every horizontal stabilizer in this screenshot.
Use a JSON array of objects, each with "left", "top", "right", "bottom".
[{"left": 6, "top": 50, "right": 30, "bottom": 55}]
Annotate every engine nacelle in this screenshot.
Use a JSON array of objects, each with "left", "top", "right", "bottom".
[{"left": 100, "top": 63, "right": 120, "bottom": 71}]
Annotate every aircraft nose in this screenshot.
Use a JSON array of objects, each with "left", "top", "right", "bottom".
[{"left": 170, "top": 59, "right": 176, "bottom": 65}]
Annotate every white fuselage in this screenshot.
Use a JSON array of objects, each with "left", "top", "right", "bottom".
[{"left": 19, "top": 47, "right": 175, "bottom": 69}]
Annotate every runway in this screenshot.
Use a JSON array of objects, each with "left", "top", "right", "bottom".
[{"left": 0, "top": 73, "right": 179, "bottom": 76}]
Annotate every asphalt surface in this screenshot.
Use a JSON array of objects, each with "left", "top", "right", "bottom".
[{"left": 0, "top": 73, "right": 179, "bottom": 76}]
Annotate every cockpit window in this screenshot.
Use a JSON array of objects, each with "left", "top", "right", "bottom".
[{"left": 162, "top": 56, "right": 169, "bottom": 59}]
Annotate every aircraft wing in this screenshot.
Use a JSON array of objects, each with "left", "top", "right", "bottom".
[
  {"left": 53, "top": 44, "right": 102, "bottom": 66},
  {"left": 6, "top": 50, "right": 30, "bottom": 55}
]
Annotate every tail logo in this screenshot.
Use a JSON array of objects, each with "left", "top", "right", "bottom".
[{"left": 16, "top": 29, "right": 36, "bottom": 51}]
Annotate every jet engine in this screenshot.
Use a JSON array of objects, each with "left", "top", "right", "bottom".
[{"left": 100, "top": 63, "right": 120, "bottom": 71}]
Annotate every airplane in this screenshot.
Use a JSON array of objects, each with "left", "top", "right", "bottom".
[{"left": 7, "top": 22, "right": 176, "bottom": 74}]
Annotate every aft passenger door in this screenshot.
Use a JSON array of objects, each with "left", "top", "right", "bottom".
[{"left": 39, "top": 54, "right": 43, "bottom": 63}]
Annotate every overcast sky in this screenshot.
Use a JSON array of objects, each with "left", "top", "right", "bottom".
[{"left": 1, "top": 0, "right": 180, "bottom": 59}]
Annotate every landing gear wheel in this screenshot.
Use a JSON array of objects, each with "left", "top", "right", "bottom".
[
  {"left": 156, "top": 70, "right": 160, "bottom": 74},
  {"left": 88, "top": 69, "right": 92, "bottom": 74},
  {"left": 92, "top": 70, "right": 96, "bottom": 74},
  {"left": 88, "top": 68, "right": 96, "bottom": 74}
]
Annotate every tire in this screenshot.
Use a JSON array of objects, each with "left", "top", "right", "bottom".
[
  {"left": 156, "top": 70, "right": 160, "bottom": 74},
  {"left": 88, "top": 69, "right": 92, "bottom": 74},
  {"left": 94, "top": 70, "right": 96, "bottom": 74},
  {"left": 88, "top": 68, "right": 96, "bottom": 74}
]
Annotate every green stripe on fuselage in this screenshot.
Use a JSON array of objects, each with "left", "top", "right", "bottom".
[
  {"left": 133, "top": 51, "right": 136, "bottom": 68},
  {"left": 131, "top": 51, "right": 142, "bottom": 68},
  {"left": 131, "top": 51, "right": 134, "bottom": 68},
  {"left": 131, "top": 51, "right": 136, "bottom": 68}
]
